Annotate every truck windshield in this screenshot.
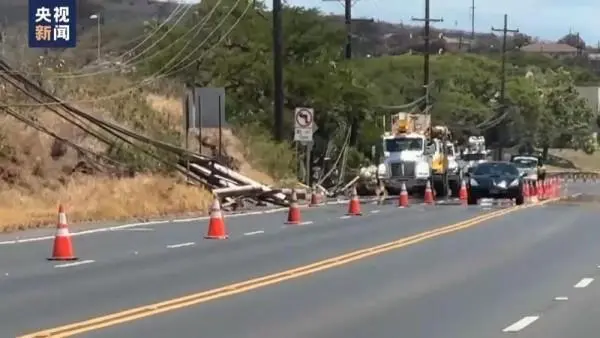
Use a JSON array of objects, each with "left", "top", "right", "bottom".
[
  {"left": 512, "top": 158, "right": 538, "bottom": 168},
  {"left": 385, "top": 138, "right": 423, "bottom": 152}
]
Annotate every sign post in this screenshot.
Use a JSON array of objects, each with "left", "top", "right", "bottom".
[{"left": 294, "top": 107, "right": 317, "bottom": 185}]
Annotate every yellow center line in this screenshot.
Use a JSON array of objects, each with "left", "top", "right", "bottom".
[{"left": 19, "top": 199, "right": 557, "bottom": 338}]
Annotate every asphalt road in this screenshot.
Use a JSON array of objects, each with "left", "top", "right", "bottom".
[
  {"left": 2, "top": 179, "right": 596, "bottom": 338},
  {"left": 2, "top": 195, "right": 489, "bottom": 337}
]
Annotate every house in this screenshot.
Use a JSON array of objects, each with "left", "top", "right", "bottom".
[
  {"left": 442, "top": 36, "right": 472, "bottom": 52},
  {"left": 520, "top": 43, "right": 579, "bottom": 57}
]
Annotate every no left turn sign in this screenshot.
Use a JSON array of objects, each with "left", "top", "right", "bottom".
[{"left": 295, "top": 108, "right": 314, "bottom": 128}]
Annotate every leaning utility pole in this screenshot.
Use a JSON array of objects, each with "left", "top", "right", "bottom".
[
  {"left": 272, "top": 0, "right": 284, "bottom": 141},
  {"left": 492, "top": 14, "right": 518, "bottom": 161},
  {"left": 323, "top": 0, "right": 370, "bottom": 147},
  {"left": 411, "top": 0, "right": 443, "bottom": 107},
  {"left": 469, "top": 0, "right": 475, "bottom": 52}
]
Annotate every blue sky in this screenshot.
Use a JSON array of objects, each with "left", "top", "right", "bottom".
[{"left": 181, "top": 0, "right": 600, "bottom": 44}]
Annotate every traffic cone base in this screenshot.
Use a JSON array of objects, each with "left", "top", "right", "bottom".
[
  {"left": 309, "top": 191, "right": 322, "bottom": 207},
  {"left": 285, "top": 208, "right": 302, "bottom": 224},
  {"left": 205, "top": 198, "right": 228, "bottom": 240}
]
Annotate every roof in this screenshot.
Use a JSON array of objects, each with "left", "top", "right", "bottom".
[{"left": 520, "top": 43, "right": 578, "bottom": 53}]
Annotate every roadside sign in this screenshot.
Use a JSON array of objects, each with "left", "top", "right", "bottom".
[{"left": 294, "top": 107, "right": 315, "bottom": 142}]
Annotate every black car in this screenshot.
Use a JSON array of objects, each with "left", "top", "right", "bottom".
[{"left": 466, "top": 161, "right": 527, "bottom": 205}]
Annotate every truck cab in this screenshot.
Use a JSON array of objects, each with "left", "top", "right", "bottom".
[{"left": 377, "top": 132, "right": 432, "bottom": 194}]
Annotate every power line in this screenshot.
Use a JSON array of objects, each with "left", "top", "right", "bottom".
[
  {"left": 411, "top": 0, "right": 442, "bottom": 107},
  {"left": 491, "top": 14, "right": 518, "bottom": 160}
]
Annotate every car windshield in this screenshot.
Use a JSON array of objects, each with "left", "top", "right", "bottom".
[
  {"left": 462, "top": 153, "right": 487, "bottom": 161},
  {"left": 512, "top": 157, "right": 538, "bottom": 168},
  {"left": 473, "top": 162, "right": 519, "bottom": 176},
  {"left": 384, "top": 137, "right": 423, "bottom": 152}
]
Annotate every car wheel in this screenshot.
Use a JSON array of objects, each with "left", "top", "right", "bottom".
[
  {"left": 515, "top": 194, "right": 525, "bottom": 205},
  {"left": 467, "top": 193, "right": 478, "bottom": 205}
]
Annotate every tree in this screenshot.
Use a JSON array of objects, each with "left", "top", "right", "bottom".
[{"left": 558, "top": 33, "right": 586, "bottom": 49}]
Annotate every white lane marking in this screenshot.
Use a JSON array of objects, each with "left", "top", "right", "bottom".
[
  {"left": 574, "top": 278, "right": 594, "bottom": 288},
  {"left": 339, "top": 215, "right": 351, "bottom": 219},
  {"left": 554, "top": 296, "right": 569, "bottom": 301},
  {"left": 54, "top": 260, "right": 95, "bottom": 269},
  {"left": 502, "top": 316, "right": 540, "bottom": 332},
  {"left": 166, "top": 242, "right": 196, "bottom": 249},
  {"left": 110, "top": 227, "right": 154, "bottom": 232},
  {"left": 370, "top": 210, "right": 380, "bottom": 214},
  {"left": 244, "top": 230, "right": 265, "bottom": 236},
  {"left": 283, "top": 221, "right": 315, "bottom": 228}
]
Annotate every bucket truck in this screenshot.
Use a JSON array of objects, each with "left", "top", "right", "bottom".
[{"left": 376, "top": 112, "right": 462, "bottom": 196}]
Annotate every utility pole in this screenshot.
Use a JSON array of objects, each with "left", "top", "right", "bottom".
[
  {"left": 344, "top": 0, "right": 352, "bottom": 58},
  {"left": 469, "top": 0, "right": 475, "bottom": 52},
  {"left": 411, "top": 0, "right": 443, "bottom": 107},
  {"left": 323, "top": 0, "right": 356, "bottom": 59},
  {"left": 492, "top": 14, "right": 518, "bottom": 161},
  {"left": 412, "top": 0, "right": 444, "bottom": 196},
  {"left": 272, "top": 0, "right": 284, "bottom": 141}
]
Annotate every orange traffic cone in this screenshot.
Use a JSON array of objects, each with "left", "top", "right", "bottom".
[
  {"left": 424, "top": 181, "right": 434, "bottom": 205},
  {"left": 458, "top": 179, "right": 468, "bottom": 205},
  {"left": 48, "top": 204, "right": 78, "bottom": 261},
  {"left": 530, "top": 182, "right": 538, "bottom": 203},
  {"left": 285, "top": 190, "right": 302, "bottom": 224},
  {"left": 398, "top": 182, "right": 409, "bottom": 208},
  {"left": 347, "top": 186, "right": 362, "bottom": 216},
  {"left": 309, "top": 187, "right": 322, "bottom": 207},
  {"left": 205, "top": 197, "right": 228, "bottom": 239}
]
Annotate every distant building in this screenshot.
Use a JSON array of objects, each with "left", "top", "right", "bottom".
[
  {"left": 520, "top": 43, "right": 579, "bottom": 57},
  {"left": 442, "top": 36, "right": 472, "bottom": 52}
]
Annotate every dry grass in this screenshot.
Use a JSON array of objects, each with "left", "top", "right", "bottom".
[
  {"left": 0, "top": 84, "right": 290, "bottom": 232},
  {"left": 548, "top": 149, "right": 600, "bottom": 172},
  {"left": 144, "top": 94, "right": 287, "bottom": 185},
  {"left": 0, "top": 175, "right": 212, "bottom": 232}
]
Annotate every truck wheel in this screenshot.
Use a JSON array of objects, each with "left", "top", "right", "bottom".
[
  {"left": 515, "top": 194, "right": 525, "bottom": 205},
  {"left": 434, "top": 181, "right": 449, "bottom": 198},
  {"left": 467, "top": 193, "right": 478, "bottom": 205},
  {"left": 449, "top": 180, "right": 461, "bottom": 197}
]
